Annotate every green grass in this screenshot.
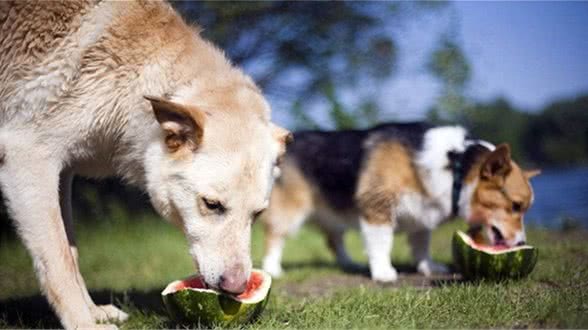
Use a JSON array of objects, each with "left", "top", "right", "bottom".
[{"left": 1, "top": 214, "right": 587, "bottom": 328}]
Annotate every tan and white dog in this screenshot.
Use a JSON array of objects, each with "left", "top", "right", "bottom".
[
  {"left": 0, "top": 1, "right": 289, "bottom": 329},
  {"left": 262, "top": 123, "right": 539, "bottom": 282}
]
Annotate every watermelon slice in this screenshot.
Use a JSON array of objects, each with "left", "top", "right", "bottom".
[
  {"left": 452, "top": 230, "right": 538, "bottom": 280},
  {"left": 161, "top": 269, "right": 271, "bottom": 326}
]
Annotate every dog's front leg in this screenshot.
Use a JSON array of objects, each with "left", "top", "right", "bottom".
[
  {"left": 359, "top": 218, "right": 397, "bottom": 282},
  {"left": 60, "top": 171, "right": 128, "bottom": 324},
  {"left": 262, "top": 229, "right": 287, "bottom": 278},
  {"left": 0, "top": 154, "right": 104, "bottom": 329},
  {"left": 262, "top": 204, "right": 311, "bottom": 278},
  {"left": 408, "top": 229, "right": 448, "bottom": 276}
]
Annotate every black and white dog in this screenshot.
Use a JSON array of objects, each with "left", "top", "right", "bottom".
[{"left": 261, "top": 122, "right": 539, "bottom": 282}]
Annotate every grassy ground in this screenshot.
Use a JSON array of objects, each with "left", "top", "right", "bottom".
[{"left": 1, "top": 214, "right": 587, "bottom": 329}]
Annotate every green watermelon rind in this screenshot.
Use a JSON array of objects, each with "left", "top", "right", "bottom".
[
  {"left": 161, "top": 270, "right": 271, "bottom": 327},
  {"left": 452, "top": 230, "right": 538, "bottom": 281}
]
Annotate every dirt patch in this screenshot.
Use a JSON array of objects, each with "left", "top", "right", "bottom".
[{"left": 278, "top": 272, "right": 463, "bottom": 298}]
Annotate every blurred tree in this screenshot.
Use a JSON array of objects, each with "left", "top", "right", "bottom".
[
  {"left": 457, "top": 98, "right": 530, "bottom": 162},
  {"left": 427, "top": 35, "right": 472, "bottom": 122},
  {"left": 172, "top": 1, "right": 448, "bottom": 129},
  {"left": 524, "top": 95, "right": 588, "bottom": 166},
  {"left": 435, "top": 95, "right": 588, "bottom": 167}
]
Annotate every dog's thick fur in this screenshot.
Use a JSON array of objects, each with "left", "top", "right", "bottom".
[
  {"left": 262, "top": 123, "right": 539, "bottom": 282},
  {"left": 0, "top": 1, "right": 289, "bottom": 328}
]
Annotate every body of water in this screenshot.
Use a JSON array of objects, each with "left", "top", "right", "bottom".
[{"left": 525, "top": 167, "right": 588, "bottom": 228}]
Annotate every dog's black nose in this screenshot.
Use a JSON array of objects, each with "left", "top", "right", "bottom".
[{"left": 516, "top": 240, "right": 526, "bottom": 246}]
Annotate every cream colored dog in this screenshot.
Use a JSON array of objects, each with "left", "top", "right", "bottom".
[{"left": 0, "top": 1, "right": 289, "bottom": 329}]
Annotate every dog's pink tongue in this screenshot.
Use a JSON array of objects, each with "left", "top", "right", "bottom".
[{"left": 492, "top": 244, "right": 509, "bottom": 251}]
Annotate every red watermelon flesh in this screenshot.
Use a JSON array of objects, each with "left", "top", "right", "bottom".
[
  {"left": 172, "top": 271, "right": 264, "bottom": 299},
  {"left": 237, "top": 271, "right": 263, "bottom": 299},
  {"left": 471, "top": 241, "right": 509, "bottom": 252},
  {"left": 174, "top": 277, "right": 207, "bottom": 291}
]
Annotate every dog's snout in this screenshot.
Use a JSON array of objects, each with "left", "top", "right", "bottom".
[
  {"left": 516, "top": 240, "right": 526, "bottom": 246},
  {"left": 219, "top": 265, "right": 248, "bottom": 294}
]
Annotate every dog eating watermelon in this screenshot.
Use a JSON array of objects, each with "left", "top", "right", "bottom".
[
  {"left": 161, "top": 269, "right": 271, "bottom": 326},
  {"left": 452, "top": 230, "right": 538, "bottom": 280}
]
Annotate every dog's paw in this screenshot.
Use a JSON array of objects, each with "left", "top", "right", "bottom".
[
  {"left": 371, "top": 265, "right": 398, "bottom": 283},
  {"left": 417, "top": 260, "right": 449, "bottom": 277},
  {"left": 339, "top": 259, "right": 369, "bottom": 274},
  {"left": 91, "top": 304, "right": 129, "bottom": 324}
]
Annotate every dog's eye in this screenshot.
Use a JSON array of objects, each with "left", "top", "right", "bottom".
[
  {"left": 481, "top": 201, "right": 497, "bottom": 209},
  {"left": 202, "top": 197, "right": 225, "bottom": 213},
  {"left": 512, "top": 202, "right": 522, "bottom": 213}
]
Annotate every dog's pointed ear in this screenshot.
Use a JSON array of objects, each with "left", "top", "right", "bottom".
[
  {"left": 524, "top": 168, "right": 541, "bottom": 179},
  {"left": 480, "top": 143, "right": 512, "bottom": 182},
  {"left": 271, "top": 123, "right": 292, "bottom": 162},
  {"left": 145, "top": 95, "right": 205, "bottom": 152}
]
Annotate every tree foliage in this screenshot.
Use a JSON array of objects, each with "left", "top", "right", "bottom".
[
  {"left": 172, "top": 1, "right": 447, "bottom": 129},
  {"left": 523, "top": 95, "right": 588, "bottom": 166},
  {"left": 436, "top": 95, "right": 588, "bottom": 167},
  {"left": 427, "top": 36, "right": 472, "bottom": 121},
  {"left": 459, "top": 98, "right": 530, "bottom": 161}
]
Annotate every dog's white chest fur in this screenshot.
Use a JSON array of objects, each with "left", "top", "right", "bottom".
[{"left": 395, "top": 126, "right": 469, "bottom": 231}]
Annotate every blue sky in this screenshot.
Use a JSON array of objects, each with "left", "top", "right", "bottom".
[{"left": 378, "top": 1, "right": 588, "bottom": 121}]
